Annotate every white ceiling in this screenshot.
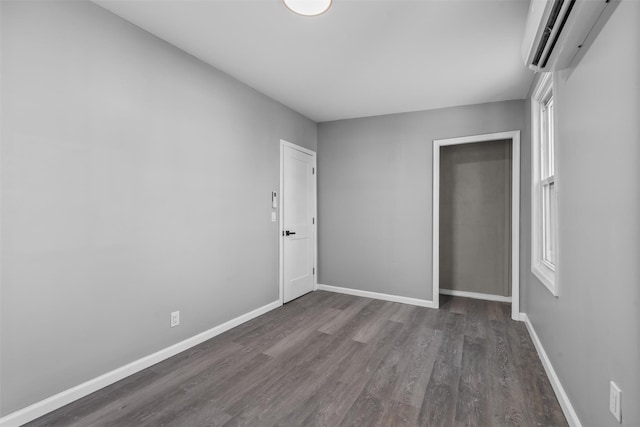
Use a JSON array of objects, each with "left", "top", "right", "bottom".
[{"left": 94, "top": 0, "right": 535, "bottom": 122}]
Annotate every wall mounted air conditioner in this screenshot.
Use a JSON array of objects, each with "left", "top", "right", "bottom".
[{"left": 522, "top": 0, "right": 613, "bottom": 72}]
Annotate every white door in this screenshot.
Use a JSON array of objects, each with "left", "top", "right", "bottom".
[{"left": 281, "top": 142, "right": 316, "bottom": 303}]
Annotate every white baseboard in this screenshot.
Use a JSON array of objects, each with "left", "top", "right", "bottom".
[
  {"left": 0, "top": 300, "right": 282, "bottom": 427},
  {"left": 317, "top": 284, "right": 437, "bottom": 308},
  {"left": 521, "top": 313, "right": 582, "bottom": 427},
  {"left": 440, "top": 288, "right": 512, "bottom": 303}
]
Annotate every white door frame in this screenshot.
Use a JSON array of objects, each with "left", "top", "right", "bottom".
[
  {"left": 279, "top": 139, "right": 318, "bottom": 304},
  {"left": 432, "top": 131, "right": 521, "bottom": 320}
]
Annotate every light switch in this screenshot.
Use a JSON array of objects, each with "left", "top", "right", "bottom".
[{"left": 271, "top": 212, "right": 277, "bottom": 222}]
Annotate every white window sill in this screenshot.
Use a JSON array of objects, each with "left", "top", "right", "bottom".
[{"left": 532, "top": 262, "right": 558, "bottom": 297}]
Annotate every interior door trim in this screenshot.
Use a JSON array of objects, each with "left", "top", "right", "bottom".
[
  {"left": 279, "top": 139, "right": 318, "bottom": 305},
  {"left": 432, "top": 130, "right": 521, "bottom": 321}
]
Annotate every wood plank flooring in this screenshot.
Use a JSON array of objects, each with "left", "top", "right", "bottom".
[{"left": 27, "top": 291, "right": 568, "bottom": 426}]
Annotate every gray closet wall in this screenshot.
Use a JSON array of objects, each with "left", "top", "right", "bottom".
[{"left": 440, "top": 139, "right": 512, "bottom": 297}]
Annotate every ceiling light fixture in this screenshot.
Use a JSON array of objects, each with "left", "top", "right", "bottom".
[{"left": 283, "top": 0, "right": 332, "bottom": 16}]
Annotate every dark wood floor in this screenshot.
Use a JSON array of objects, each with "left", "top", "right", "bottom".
[{"left": 28, "top": 291, "right": 567, "bottom": 427}]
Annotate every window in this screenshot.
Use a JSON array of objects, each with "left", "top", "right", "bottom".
[{"left": 531, "top": 73, "right": 558, "bottom": 295}]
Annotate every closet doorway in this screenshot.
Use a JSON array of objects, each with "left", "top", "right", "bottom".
[{"left": 432, "top": 131, "right": 520, "bottom": 320}]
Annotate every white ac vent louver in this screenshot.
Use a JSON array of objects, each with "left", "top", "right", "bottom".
[{"left": 522, "top": 0, "right": 615, "bottom": 72}]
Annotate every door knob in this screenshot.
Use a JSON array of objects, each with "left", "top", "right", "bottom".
[{"left": 285, "top": 230, "right": 296, "bottom": 236}]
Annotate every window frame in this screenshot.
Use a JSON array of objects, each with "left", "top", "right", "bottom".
[{"left": 531, "top": 72, "right": 558, "bottom": 296}]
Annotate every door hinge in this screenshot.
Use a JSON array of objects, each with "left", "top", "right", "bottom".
[
  {"left": 312, "top": 167, "right": 315, "bottom": 174},
  {"left": 312, "top": 217, "right": 315, "bottom": 224},
  {"left": 313, "top": 267, "right": 315, "bottom": 275}
]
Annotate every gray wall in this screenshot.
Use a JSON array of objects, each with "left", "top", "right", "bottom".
[
  {"left": 440, "top": 140, "right": 512, "bottom": 297},
  {"left": 317, "top": 100, "right": 525, "bottom": 300},
  {"left": 522, "top": 1, "right": 640, "bottom": 425},
  {"left": 0, "top": 1, "right": 316, "bottom": 415}
]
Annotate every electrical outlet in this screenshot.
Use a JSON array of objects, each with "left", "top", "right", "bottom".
[
  {"left": 170, "top": 311, "right": 180, "bottom": 328},
  {"left": 609, "top": 381, "right": 622, "bottom": 423}
]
